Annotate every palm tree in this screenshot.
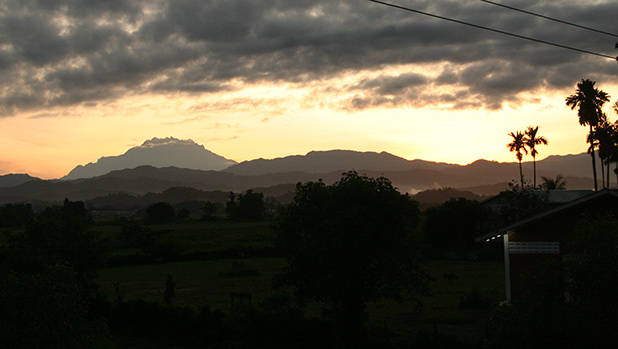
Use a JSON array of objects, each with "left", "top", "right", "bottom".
[
  {"left": 565, "top": 79, "right": 610, "bottom": 191},
  {"left": 595, "top": 119, "right": 614, "bottom": 188},
  {"left": 524, "top": 126, "right": 548, "bottom": 188},
  {"left": 614, "top": 111, "right": 618, "bottom": 187},
  {"left": 607, "top": 120, "right": 618, "bottom": 188},
  {"left": 508, "top": 131, "right": 528, "bottom": 189},
  {"left": 541, "top": 175, "right": 567, "bottom": 190}
]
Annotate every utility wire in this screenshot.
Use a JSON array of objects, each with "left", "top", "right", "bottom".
[
  {"left": 479, "top": 0, "right": 618, "bottom": 38},
  {"left": 368, "top": 0, "right": 617, "bottom": 61}
]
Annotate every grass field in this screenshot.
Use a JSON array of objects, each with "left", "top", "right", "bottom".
[
  {"left": 5, "top": 217, "right": 505, "bottom": 343},
  {"left": 91, "top": 220, "right": 277, "bottom": 256},
  {"left": 98, "top": 257, "right": 285, "bottom": 309},
  {"left": 98, "top": 253, "right": 504, "bottom": 343}
]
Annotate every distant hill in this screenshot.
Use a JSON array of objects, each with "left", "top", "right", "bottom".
[
  {"left": 0, "top": 174, "right": 40, "bottom": 188},
  {"left": 0, "top": 165, "right": 595, "bottom": 205},
  {"left": 225, "top": 149, "right": 597, "bottom": 188},
  {"left": 62, "top": 137, "right": 237, "bottom": 180},
  {"left": 0, "top": 166, "right": 331, "bottom": 203},
  {"left": 0, "top": 146, "right": 605, "bottom": 205},
  {"left": 225, "top": 150, "right": 424, "bottom": 175}
]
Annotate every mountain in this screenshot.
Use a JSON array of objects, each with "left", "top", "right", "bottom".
[
  {"left": 224, "top": 150, "right": 424, "bottom": 175},
  {"left": 0, "top": 166, "right": 325, "bottom": 203},
  {"left": 225, "top": 150, "right": 598, "bottom": 183},
  {"left": 62, "top": 137, "right": 237, "bottom": 180},
  {"left": 0, "top": 148, "right": 602, "bottom": 204},
  {"left": 533, "top": 153, "right": 602, "bottom": 178},
  {"left": 0, "top": 174, "right": 41, "bottom": 188}
]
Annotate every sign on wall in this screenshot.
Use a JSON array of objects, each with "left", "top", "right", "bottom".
[{"left": 508, "top": 241, "right": 560, "bottom": 254}]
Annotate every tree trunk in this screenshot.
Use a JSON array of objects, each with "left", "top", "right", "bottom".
[
  {"left": 533, "top": 156, "right": 537, "bottom": 188},
  {"left": 600, "top": 154, "right": 605, "bottom": 189},
  {"left": 519, "top": 160, "right": 524, "bottom": 189},
  {"left": 590, "top": 125, "right": 598, "bottom": 191},
  {"left": 605, "top": 158, "right": 611, "bottom": 189}
]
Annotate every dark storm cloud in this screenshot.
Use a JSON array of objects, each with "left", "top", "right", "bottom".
[
  {"left": 0, "top": 0, "right": 616, "bottom": 115},
  {"left": 352, "top": 73, "right": 429, "bottom": 95}
]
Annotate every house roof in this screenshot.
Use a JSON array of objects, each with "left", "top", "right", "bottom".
[
  {"left": 477, "top": 189, "right": 618, "bottom": 242},
  {"left": 546, "top": 189, "right": 594, "bottom": 203},
  {"left": 480, "top": 189, "right": 593, "bottom": 206}
]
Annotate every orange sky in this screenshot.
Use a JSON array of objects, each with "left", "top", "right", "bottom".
[
  {"left": 0, "top": 1, "right": 616, "bottom": 179},
  {"left": 1, "top": 78, "right": 616, "bottom": 179}
]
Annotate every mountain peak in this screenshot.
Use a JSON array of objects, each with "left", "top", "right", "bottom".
[
  {"left": 62, "top": 137, "right": 236, "bottom": 180},
  {"left": 140, "top": 137, "right": 199, "bottom": 148}
]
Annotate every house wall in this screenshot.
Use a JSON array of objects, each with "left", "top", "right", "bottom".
[{"left": 506, "top": 195, "right": 618, "bottom": 302}]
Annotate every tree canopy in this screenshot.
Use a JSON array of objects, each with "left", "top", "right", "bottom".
[
  {"left": 424, "top": 198, "right": 489, "bottom": 251},
  {"left": 145, "top": 202, "right": 176, "bottom": 224},
  {"left": 226, "top": 190, "right": 265, "bottom": 221},
  {"left": 566, "top": 79, "right": 611, "bottom": 191},
  {"left": 276, "top": 172, "right": 427, "bottom": 346}
]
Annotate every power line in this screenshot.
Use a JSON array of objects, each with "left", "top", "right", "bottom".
[
  {"left": 479, "top": 0, "right": 618, "bottom": 38},
  {"left": 368, "top": 0, "right": 617, "bottom": 61}
]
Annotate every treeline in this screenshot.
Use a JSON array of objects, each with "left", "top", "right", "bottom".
[{"left": 139, "top": 189, "right": 273, "bottom": 224}]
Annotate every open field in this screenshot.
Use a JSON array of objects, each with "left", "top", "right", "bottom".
[
  {"left": 91, "top": 220, "right": 277, "bottom": 257},
  {"left": 98, "top": 257, "right": 285, "bottom": 309},
  {"left": 98, "top": 253, "right": 504, "bottom": 343},
  {"left": 3, "top": 216, "right": 505, "bottom": 344}
]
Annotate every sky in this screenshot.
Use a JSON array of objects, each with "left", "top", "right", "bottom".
[{"left": 0, "top": 0, "right": 616, "bottom": 179}]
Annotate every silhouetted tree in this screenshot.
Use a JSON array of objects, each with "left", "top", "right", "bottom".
[
  {"left": 508, "top": 131, "right": 528, "bottom": 188},
  {"left": 4, "top": 199, "right": 100, "bottom": 284},
  {"left": 612, "top": 122, "right": 618, "bottom": 186},
  {"left": 145, "top": 202, "right": 175, "bottom": 224},
  {"left": 498, "top": 189, "right": 548, "bottom": 226},
  {"left": 226, "top": 190, "right": 265, "bottom": 221},
  {"left": 0, "top": 200, "right": 108, "bottom": 346},
  {"left": 566, "top": 79, "right": 610, "bottom": 191},
  {"left": 524, "top": 126, "right": 548, "bottom": 188},
  {"left": 594, "top": 119, "right": 615, "bottom": 188},
  {"left": 541, "top": 175, "right": 567, "bottom": 190},
  {"left": 424, "top": 198, "right": 489, "bottom": 252},
  {"left": 276, "top": 172, "right": 427, "bottom": 347},
  {"left": 201, "top": 201, "right": 218, "bottom": 220}
]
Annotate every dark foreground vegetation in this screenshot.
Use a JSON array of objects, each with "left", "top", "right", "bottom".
[{"left": 1, "top": 171, "right": 617, "bottom": 348}]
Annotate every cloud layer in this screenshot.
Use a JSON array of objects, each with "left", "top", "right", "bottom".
[{"left": 0, "top": 0, "right": 616, "bottom": 115}]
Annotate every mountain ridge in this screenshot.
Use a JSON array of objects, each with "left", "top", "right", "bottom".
[
  {"left": 0, "top": 173, "right": 41, "bottom": 188},
  {"left": 62, "top": 137, "right": 237, "bottom": 180},
  {"left": 0, "top": 144, "right": 603, "bottom": 204},
  {"left": 224, "top": 149, "right": 418, "bottom": 175}
]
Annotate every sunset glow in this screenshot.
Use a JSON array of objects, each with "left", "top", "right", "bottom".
[{"left": 0, "top": 1, "right": 616, "bottom": 179}]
